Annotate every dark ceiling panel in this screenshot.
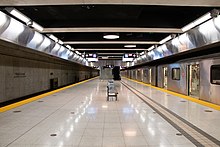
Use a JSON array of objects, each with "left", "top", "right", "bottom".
[{"left": 14, "top": 5, "right": 214, "bottom": 28}]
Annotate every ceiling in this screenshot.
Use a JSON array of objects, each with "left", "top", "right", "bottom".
[
  {"left": 0, "top": 4, "right": 218, "bottom": 60},
  {"left": 0, "top": 0, "right": 220, "bottom": 6}
]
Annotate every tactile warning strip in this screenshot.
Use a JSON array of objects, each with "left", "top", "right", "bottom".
[{"left": 121, "top": 81, "right": 220, "bottom": 147}]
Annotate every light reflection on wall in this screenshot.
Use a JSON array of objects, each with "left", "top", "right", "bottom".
[
  {"left": 171, "top": 38, "right": 180, "bottom": 48},
  {"left": 179, "top": 34, "right": 194, "bottom": 51},
  {"left": 27, "top": 31, "right": 43, "bottom": 49},
  {"left": 199, "top": 20, "right": 220, "bottom": 43},
  {"left": 38, "top": 36, "right": 51, "bottom": 51},
  {"left": 0, "top": 12, "right": 7, "bottom": 27},
  {"left": 1, "top": 19, "right": 25, "bottom": 41},
  {"left": 213, "top": 15, "right": 220, "bottom": 31},
  {"left": 51, "top": 43, "right": 61, "bottom": 54}
]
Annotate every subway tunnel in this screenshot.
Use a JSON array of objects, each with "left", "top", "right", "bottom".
[{"left": 1, "top": 1, "right": 220, "bottom": 147}]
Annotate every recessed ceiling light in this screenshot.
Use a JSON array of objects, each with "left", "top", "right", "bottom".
[
  {"left": 103, "top": 34, "right": 119, "bottom": 39},
  {"left": 124, "top": 45, "right": 136, "bottom": 48}
]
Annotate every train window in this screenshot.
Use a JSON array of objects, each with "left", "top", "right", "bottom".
[
  {"left": 211, "top": 65, "right": 220, "bottom": 85},
  {"left": 172, "top": 68, "right": 180, "bottom": 80}
]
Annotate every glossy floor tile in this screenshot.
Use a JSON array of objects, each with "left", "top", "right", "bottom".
[
  {"left": 122, "top": 79, "right": 220, "bottom": 142},
  {"left": 2, "top": 78, "right": 218, "bottom": 146}
]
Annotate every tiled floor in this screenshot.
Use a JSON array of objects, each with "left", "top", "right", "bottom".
[
  {"left": 1, "top": 78, "right": 219, "bottom": 147},
  {"left": 122, "top": 79, "right": 220, "bottom": 142}
]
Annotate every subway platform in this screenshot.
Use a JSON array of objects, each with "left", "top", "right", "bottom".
[{"left": 0, "top": 78, "right": 220, "bottom": 147}]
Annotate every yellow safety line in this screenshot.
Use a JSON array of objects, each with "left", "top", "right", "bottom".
[
  {"left": 0, "top": 77, "right": 98, "bottom": 113},
  {"left": 123, "top": 77, "right": 220, "bottom": 111}
]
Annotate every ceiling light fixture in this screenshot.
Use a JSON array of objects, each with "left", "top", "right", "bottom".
[
  {"left": 58, "top": 40, "right": 63, "bottom": 45},
  {"left": 159, "top": 35, "right": 172, "bottom": 44},
  {"left": 147, "top": 46, "right": 155, "bottom": 51},
  {"left": 87, "top": 58, "right": 98, "bottom": 61},
  {"left": 47, "top": 34, "right": 58, "bottom": 42},
  {"left": 5, "top": 7, "right": 44, "bottom": 32},
  {"left": 30, "top": 22, "right": 43, "bottom": 32},
  {"left": 101, "top": 57, "right": 109, "bottom": 59},
  {"left": 70, "top": 48, "right": 75, "bottom": 51},
  {"left": 66, "top": 45, "right": 72, "bottom": 50},
  {"left": 103, "top": 34, "right": 119, "bottom": 39},
  {"left": 75, "top": 51, "right": 81, "bottom": 55},
  {"left": 5, "top": 7, "right": 30, "bottom": 24},
  {"left": 122, "top": 57, "right": 134, "bottom": 62},
  {"left": 182, "top": 12, "right": 212, "bottom": 32},
  {"left": 124, "top": 45, "right": 136, "bottom": 48},
  {"left": 140, "top": 51, "right": 145, "bottom": 55}
]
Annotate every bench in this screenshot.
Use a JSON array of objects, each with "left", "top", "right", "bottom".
[{"left": 107, "top": 80, "right": 118, "bottom": 101}]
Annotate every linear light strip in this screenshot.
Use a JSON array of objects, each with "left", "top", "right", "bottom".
[
  {"left": 159, "top": 35, "right": 172, "bottom": 44},
  {"left": 75, "top": 48, "right": 147, "bottom": 51},
  {"left": 5, "top": 7, "right": 30, "bottom": 23},
  {"left": 64, "top": 41, "right": 160, "bottom": 44},
  {"left": 98, "top": 53, "right": 124, "bottom": 55},
  {"left": 147, "top": 46, "right": 155, "bottom": 51},
  {"left": 5, "top": 7, "right": 44, "bottom": 32},
  {"left": 181, "top": 12, "right": 212, "bottom": 32},
  {"left": 43, "top": 27, "right": 183, "bottom": 33}
]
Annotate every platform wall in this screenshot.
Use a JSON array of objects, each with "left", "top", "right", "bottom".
[{"left": 0, "top": 40, "right": 98, "bottom": 103}]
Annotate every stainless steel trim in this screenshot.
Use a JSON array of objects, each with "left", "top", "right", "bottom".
[
  {"left": 135, "top": 15, "right": 220, "bottom": 65},
  {"left": 1, "top": 1, "right": 220, "bottom": 7},
  {"left": 43, "top": 27, "right": 182, "bottom": 33},
  {"left": 0, "top": 11, "right": 88, "bottom": 66}
]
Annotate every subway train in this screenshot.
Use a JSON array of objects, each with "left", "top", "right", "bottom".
[{"left": 121, "top": 53, "right": 220, "bottom": 105}]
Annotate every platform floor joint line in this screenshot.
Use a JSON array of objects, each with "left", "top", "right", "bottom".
[
  {"left": 121, "top": 80, "right": 220, "bottom": 147},
  {"left": 123, "top": 77, "right": 220, "bottom": 111}
]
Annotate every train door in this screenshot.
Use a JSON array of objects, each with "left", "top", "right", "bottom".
[
  {"left": 143, "top": 69, "right": 147, "bottom": 83},
  {"left": 133, "top": 70, "right": 136, "bottom": 79},
  {"left": 188, "top": 64, "right": 200, "bottom": 98},
  {"left": 141, "top": 69, "right": 144, "bottom": 82},
  {"left": 137, "top": 69, "right": 142, "bottom": 81},
  {"left": 149, "top": 68, "right": 152, "bottom": 84},
  {"left": 163, "top": 67, "right": 168, "bottom": 89}
]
